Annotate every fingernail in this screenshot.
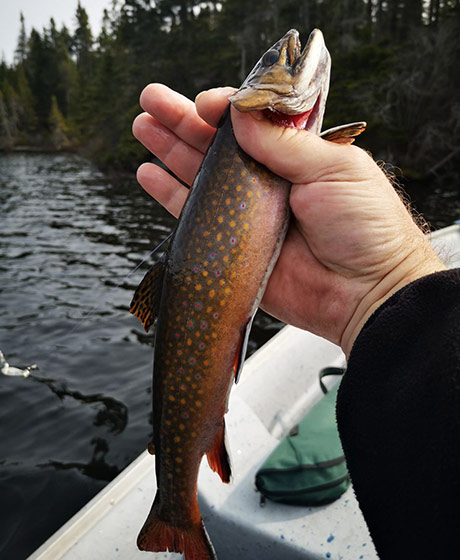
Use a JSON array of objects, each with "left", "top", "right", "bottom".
[{"left": 195, "top": 90, "right": 206, "bottom": 104}]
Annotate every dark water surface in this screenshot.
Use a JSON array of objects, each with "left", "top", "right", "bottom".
[
  {"left": 0, "top": 152, "right": 285, "bottom": 559},
  {"left": 0, "top": 153, "right": 459, "bottom": 559}
]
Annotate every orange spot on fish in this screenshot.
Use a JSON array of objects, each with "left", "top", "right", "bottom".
[
  {"left": 195, "top": 401, "right": 202, "bottom": 408},
  {"left": 216, "top": 232, "right": 222, "bottom": 241},
  {"left": 195, "top": 284, "right": 202, "bottom": 291},
  {"left": 169, "top": 395, "right": 175, "bottom": 402},
  {"left": 179, "top": 424, "right": 185, "bottom": 431},
  {"left": 203, "top": 231, "right": 210, "bottom": 237},
  {"left": 225, "top": 198, "right": 231, "bottom": 205},
  {"left": 229, "top": 220, "right": 236, "bottom": 227},
  {"left": 174, "top": 436, "right": 181, "bottom": 443},
  {"left": 217, "top": 216, "right": 224, "bottom": 223},
  {"left": 236, "top": 185, "right": 242, "bottom": 192},
  {"left": 175, "top": 457, "right": 183, "bottom": 464},
  {"left": 247, "top": 191, "right": 253, "bottom": 198},
  {"left": 209, "top": 289, "right": 215, "bottom": 298}
]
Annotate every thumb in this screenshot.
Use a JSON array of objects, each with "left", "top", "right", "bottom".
[{"left": 230, "top": 106, "right": 365, "bottom": 184}]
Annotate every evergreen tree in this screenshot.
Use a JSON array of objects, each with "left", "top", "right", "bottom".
[
  {"left": 14, "top": 13, "right": 28, "bottom": 64},
  {"left": 48, "top": 95, "right": 70, "bottom": 149}
]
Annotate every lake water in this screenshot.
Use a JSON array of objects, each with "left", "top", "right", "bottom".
[
  {"left": 0, "top": 152, "right": 458, "bottom": 559},
  {"left": 0, "top": 152, "right": 285, "bottom": 559}
]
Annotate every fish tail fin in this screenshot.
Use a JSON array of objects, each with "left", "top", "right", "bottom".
[
  {"left": 206, "top": 420, "right": 232, "bottom": 483},
  {"left": 137, "top": 501, "right": 217, "bottom": 560}
]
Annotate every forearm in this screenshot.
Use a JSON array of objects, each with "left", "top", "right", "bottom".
[{"left": 337, "top": 269, "right": 460, "bottom": 558}]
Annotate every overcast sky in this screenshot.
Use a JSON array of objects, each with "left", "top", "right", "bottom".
[{"left": 0, "top": 0, "right": 113, "bottom": 64}]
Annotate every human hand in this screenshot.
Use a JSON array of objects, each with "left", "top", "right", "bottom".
[{"left": 133, "top": 84, "right": 445, "bottom": 357}]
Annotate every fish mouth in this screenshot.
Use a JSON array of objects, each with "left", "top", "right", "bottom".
[{"left": 230, "top": 29, "right": 330, "bottom": 134}]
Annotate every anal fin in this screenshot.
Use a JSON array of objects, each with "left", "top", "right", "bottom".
[
  {"left": 129, "top": 256, "right": 166, "bottom": 333},
  {"left": 206, "top": 420, "right": 231, "bottom": 483},
  {"left": 320, "top": 121, "right": 367, "bottom": 144}
]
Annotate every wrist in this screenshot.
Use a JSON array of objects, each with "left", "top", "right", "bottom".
[{"left": 340, "top": 244, "right": 446, "bottom": 358}]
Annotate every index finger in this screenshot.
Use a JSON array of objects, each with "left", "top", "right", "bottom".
[{"left": 140, "top": 83, "right": 216, "bottom": 154}]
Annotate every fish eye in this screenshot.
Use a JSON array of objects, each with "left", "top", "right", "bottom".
[{"left": 262, "top": 49, "right": 279, "bottom": 67}]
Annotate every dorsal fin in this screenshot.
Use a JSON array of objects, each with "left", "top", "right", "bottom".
[
  {"left": 129, "top": 257, "right": 166, "bottom": 333},
  {"left": 320, "top": 121, "right": 367, "bottom": 144}
]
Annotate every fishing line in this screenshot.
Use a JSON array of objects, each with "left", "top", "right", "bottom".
[
  {"left": 57, "top": 231, "right": 173, "bottom": 341},
  {"left": 22, "top": 231, "right": 175, "bottom": 367}
]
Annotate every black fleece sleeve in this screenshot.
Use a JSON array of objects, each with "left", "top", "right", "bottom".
[{"left": 336, "top": 269, "right": 460, "bottom": 559}]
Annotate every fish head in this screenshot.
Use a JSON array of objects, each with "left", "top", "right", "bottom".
[{"left": 229, "top": 29, "right": 330, "bottom": 134}]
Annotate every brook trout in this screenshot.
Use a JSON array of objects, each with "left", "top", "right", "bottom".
[{"left": 130, "top": 28, "right": 365, "bottom": 559}]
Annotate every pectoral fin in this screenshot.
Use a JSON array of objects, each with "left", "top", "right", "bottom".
[
  {"left": 320, "top": 121, "right": 367, "bottom": 144},
  {"left": 129, "top": 257, "right": 166, "bottom": 333},
  {"left": 233, "top": 313, "right": 255, "bottom": 384}
]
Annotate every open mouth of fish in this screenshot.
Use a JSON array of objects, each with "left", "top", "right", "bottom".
[{"left": 230, "top": 29, "right": 331, "bottom": 134}]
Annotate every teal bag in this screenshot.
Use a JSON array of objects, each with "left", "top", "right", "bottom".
[{"left": 255, "top": 367, "right": 350, "bottom": 506}]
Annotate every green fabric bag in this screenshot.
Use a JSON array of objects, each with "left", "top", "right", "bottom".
[{"left": 255, "top": 367, "right": 350, "bottom": 506}]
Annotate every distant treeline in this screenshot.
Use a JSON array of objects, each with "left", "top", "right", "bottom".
[{"left": 1, "top": 0, "right": 459, "bottom": 179}]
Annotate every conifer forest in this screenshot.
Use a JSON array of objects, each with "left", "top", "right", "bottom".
[{"left": 1, "top": 0, "right": 459, "bottom": 182}]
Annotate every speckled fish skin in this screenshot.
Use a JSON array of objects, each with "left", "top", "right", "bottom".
[
  {"left": 135, "top": 28, "right": 336, "bottom": 560},
  {"left": 138, "top": 109, "right": 290, "bottom": 554}
]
